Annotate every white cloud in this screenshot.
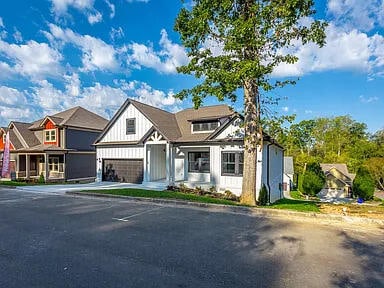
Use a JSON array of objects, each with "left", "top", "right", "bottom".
[
  {"left": 50, "top": 0, "right": 104, "bottom": 25},
  {"left": 87, "top": 11, "right": 102, "bottom": 25},
  {"left": 47, "top": 24, "right": 118, "bottom": 72},
  {"left": 110, "top": 27, "right": 124, "bottom": 41},
  {"left": 0, "top": 86, "right": 35, "bottom": 125},
  {"left": 0, "top": 39, "right": 62, "bottom": 79},
  {"left": 282, "top": 106, "right": 289, "bottom": 112},
  {"left": 327, "top": 0, "right": 384, "bottom": 32},
  {"left": 13, "top": 28, "right": 23, "bottom": 43},
  {"left": 359, "top": 95, "right": 379, "bottom": 103},
  {"left": 0, "top": 86, "right": 28, "bottom": 106},
  {"left": 64, "top": 73, "right": 81, "bottom": 97},
  {"left": 125, "top": 80, "right": 181, "bottom": 107},
  {"left": 127, "top": 29, "right": 188, "bottom": 74},
  {"left": 272, "top": 23, "right": 384, "bottom": 77},
  {"left": 105, "top": 0, "right": 115, "bottom": 18},
  {"left": 0, "top": 17, "right": 4, "bottom": 28},
  {"left": 50, "top": 0, "right": 94, "bottom": 14}
]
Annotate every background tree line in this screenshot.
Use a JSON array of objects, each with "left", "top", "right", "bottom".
[{"left": 263, "top": 115, "right": 384, "bottom": 192}]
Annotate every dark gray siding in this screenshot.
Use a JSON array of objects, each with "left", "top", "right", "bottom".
[
  {"left": 65, "top": 129, "right": 101, "bottom": 151},
  {"left": 65, "top": 153, "right": 96, "bottom": 180}
]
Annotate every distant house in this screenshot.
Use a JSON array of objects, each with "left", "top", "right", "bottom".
[
  {"left": 94, "top": 98, "right": 284, "bottom": 202},
  {"left": 318, "top": 164, "right": 356, "bottom": 198},
  {"left": 0, "top": 107, "right": 108, "bottom": 182},
  {"left": 283, "top": 156, "right": 294, "bottom": 192}
]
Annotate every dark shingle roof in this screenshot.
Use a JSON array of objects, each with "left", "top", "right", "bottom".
[
  {"left": 320, "top": 163, "right": 356, "bottom": 181},
  {"left": 95, "top": 99, "right": 236, "bottom": 144},
  {"left": 29, "top": 107, "right": 108, "bottom": 131},
  {"left": 11, "top": 122, "right": 40, "bottom": 148},
  {"left": 174, "top": 105, "right": 234, "bottom": 142},
  {"left": 129, "top": 100, "right": 181, "bottom": 141}
]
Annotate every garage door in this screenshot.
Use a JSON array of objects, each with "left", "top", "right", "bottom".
[{"left": 102, "top": 159, "right": 143, "bottom": 183}]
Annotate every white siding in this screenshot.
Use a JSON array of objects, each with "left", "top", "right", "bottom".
[
  {"left": 147, "top": 144, "right": 166, "bottom": 181},
  {"left": 215, "top": 118, "right": 244, "bottom": 139},
  {"left": 174, "top": 148, "right": 185, "bottom": 181},
  {"left": 100, "top": 104, "right": 153, "bottom": 143},
  {"left": 215, "top": 145, "right": 245, "bottom": 196},
  {"left": 96, "top": 147, "right": 143, "bottom": 171},
  {"left": 268, "top": 145, "right": 284, "bottom": 203}
]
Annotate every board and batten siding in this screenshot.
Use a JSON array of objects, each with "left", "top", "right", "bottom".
[
  {"left": 96, "top": 147, "right": 145, "bottom": 173},
  {"left": 99, "top": 104, "right": 153, "bottom": 143},
  {"left": 215, "top": 118, "right": 243, "bottom": 140},
  {"left": 268, "top": 145, "right": 284, "bottom": 203}
]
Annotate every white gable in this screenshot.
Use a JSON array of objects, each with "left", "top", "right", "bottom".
[
  {"left": 99, "top": 103, "right": 153, "bottom": 143},
  {"left": 215, "top": 118, "right": 244, "bottom": 140}
]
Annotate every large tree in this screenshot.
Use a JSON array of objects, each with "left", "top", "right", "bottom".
[{"left": 175, "top": 0, "right": 327, "bottom": 205}]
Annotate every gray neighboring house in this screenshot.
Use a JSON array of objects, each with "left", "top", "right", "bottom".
[
  {"left": 318, "top": 163, "right": 355, "bottom": 198},
  {"left": 283, "top": 156, "right": 294, "bottom": 192},
  {"left": 95, "top": 98, "right": 284, "bottom": 202},
  {"left": 0, "top": 107, "right": 108, "bottom": 182}
]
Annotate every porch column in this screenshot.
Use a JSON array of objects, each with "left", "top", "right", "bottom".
[
  {"left": 143, "top": 144, "right": 148, "bottom": 182},
  {"left": 45, "top": 154, "right": 49, "bottom": 180},
  {"left": 16, "top": 154, "right": 20, "bottom": 178},
  {"left": 166, "top": 143, "right": 171, "bottom": 184},
  {"left": 26, "top": 155, "right": 30, "bottom": 179}
]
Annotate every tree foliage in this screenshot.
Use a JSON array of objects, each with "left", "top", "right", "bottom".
[
  {"left": 175, "top": 0, "right": 327, "bottom": 205},
  {"left": 301, "top": 162, "right": 325, "bottom": 196},
  {"left": 353, "top": 167, "right": 375, "bottom": 200},
  {"left": 365, "top": 157, "right": 384, "bottom": 191}
]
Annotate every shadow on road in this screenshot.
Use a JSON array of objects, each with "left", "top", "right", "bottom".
[{"left": 333, "top": 231, "right": 384, "bottom": 288}]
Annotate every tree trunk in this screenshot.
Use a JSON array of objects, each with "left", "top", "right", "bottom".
[{"left": 240, "top": 79, "right": 259, "bottom": 206}]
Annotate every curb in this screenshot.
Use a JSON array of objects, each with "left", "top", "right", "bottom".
[{"left": 66, "top": 191, "right": 384, "bottom": 227}]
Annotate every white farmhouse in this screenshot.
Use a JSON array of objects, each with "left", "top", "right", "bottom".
[{"left": 95, "top": 99, "right": 284, "bottom": 203}]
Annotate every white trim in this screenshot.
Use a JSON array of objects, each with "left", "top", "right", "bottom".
[{"left": 45, "top": 129, "right": 57, "bottom": 142}]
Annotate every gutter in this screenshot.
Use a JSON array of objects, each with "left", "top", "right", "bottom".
[{"left": 266, "top": 142, "right": 273, "bottom": 204}]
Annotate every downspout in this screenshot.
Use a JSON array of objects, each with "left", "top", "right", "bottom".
[{"left": 266, "top": 142, "right": 273, "bottom": 204}]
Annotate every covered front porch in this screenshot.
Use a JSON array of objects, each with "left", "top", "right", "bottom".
[{"left": 16, "top": 153, "right": 65, "bottom": 181}]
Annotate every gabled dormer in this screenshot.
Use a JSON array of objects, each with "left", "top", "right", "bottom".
[
  {"left": 189, "top": 117, "right": 220, "bottom": 134},
  {"left": 40, "top": 117, "right": 60, "bottom": 146}
]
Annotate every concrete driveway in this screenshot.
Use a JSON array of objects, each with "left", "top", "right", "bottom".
[
  {"left": 0, "top": 187, "right": 383, "bottom": 288},
  {"left": 17, "top": 181, "right": 167, "bottom": 194}
]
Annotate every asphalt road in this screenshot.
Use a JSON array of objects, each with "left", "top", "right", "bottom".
[{"left": 0, "top": 187, "right": 383, "bottom": 288}]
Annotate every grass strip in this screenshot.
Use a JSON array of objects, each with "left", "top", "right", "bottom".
[
  {"left": 269, "top": 198, "right": 321, "bottom": 213},
  {"left": 80, "top": 188, "right": 242, "bottom": 206}
]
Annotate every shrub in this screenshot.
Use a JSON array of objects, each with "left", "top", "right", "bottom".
[
  {"left": 301, "top": 162, "right": 325, "bottom": 196},
  {"left": 353, "top": 167, "right": 375, "bottom": 200},
  {"left": 223, "top": 190, "right": 239, "bottom": 201},
  {"left": 302, "top": 171, "right": 325, "bottom": 196},
  {"left": 38, "top": 173, "right": 45, "bottom": 184},
  {"left": 258, "top": 184, "right": 269, "bottom": 206}
]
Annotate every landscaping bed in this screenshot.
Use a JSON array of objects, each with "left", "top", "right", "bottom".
[{"left": 80, "top": 188, "right": 242, "bottom": 206}]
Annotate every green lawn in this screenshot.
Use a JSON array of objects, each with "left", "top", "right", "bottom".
[
  {"left": 269, "top": 198, "right": 321, "bottom": 212},
  {"left": 289, "top": 190, "right": 303, "bottom": 200},
  {"left": 0, "top": 181, "right": 28, "bottom": 186},
  {"left": 80, "top": 188, "right": 242, "bottom": 206}
]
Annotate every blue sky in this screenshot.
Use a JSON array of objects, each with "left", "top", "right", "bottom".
[{"left": 0, "top": 0, "right": 383, "bottom": 133}]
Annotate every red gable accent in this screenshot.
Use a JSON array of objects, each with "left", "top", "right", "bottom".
[{"left": 44, "top": 119, "right": 56, "bottom": 129}]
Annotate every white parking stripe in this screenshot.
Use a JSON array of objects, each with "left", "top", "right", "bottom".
[{"left": 112, "top": 206, "right": 165, "bottom": 222}]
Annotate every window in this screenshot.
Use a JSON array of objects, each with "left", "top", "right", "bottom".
[
  {"left": 222, "top": 152, "right": 243, "bottom": 176},
  {"left": 126, "top": 118, "right": 136, "bottom": 135},
  {"left": 48, "top": 157, "right": 59, "bottom": 172},
  {"left": 192, "top": 121, "right": 219, "bottom": 133},
  {"left": 45, "top": 129, "right": 56, "bottom": 142},
  {"left": 188, "top": 152, "right": 210, "bottom": 173}
]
